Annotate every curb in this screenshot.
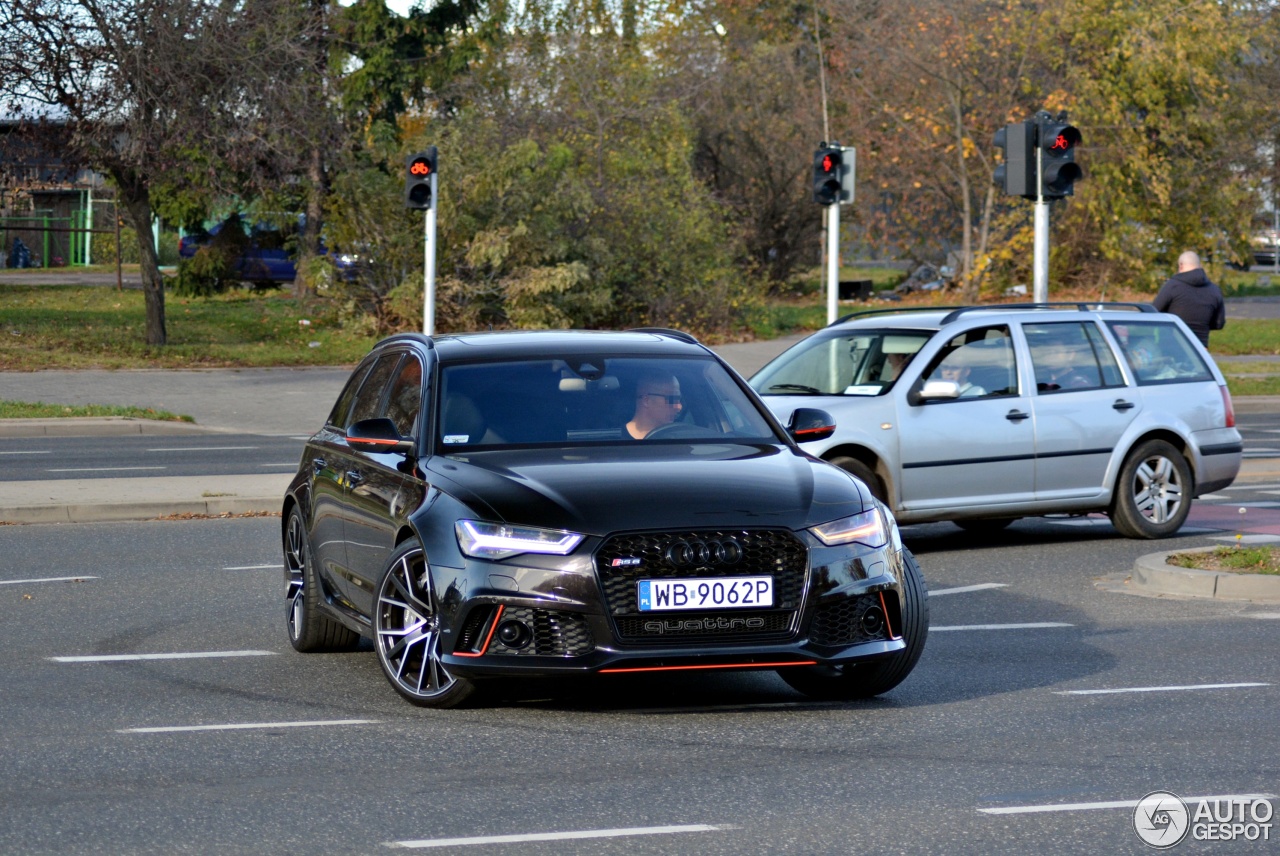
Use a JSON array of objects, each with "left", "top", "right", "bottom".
[
  {"left": 0, "top": 418, "right": 224, "bottom": 438},
  {"left": 0, "top": 497, "right": 282, "bottom": 525},
  {"left": 1132, "top": 547, "right": 1280, "bottom": 603}
]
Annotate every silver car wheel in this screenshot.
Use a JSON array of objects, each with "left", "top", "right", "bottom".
[
  {"left": 375, "top": 547, "right": 456, "bottom": 700},
  {"left": 1133, "top": 453, "right": 1183, "bottom": 525}
]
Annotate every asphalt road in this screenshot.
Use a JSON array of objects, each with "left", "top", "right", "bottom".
[{"left": 1, "top": 514, "right": 1276, "bottom": 855}]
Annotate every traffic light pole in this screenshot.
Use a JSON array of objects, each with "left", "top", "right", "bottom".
[
  {"left": 1032, "top": 146, "right": 1050, "bottom": 303},
  {"left": 424, "top": 171, "right": 438, "bottom": 335},
  {"left": 826, "top": 202, "right": 840, "bottom": 325}
]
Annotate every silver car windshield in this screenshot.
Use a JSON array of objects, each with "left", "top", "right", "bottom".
[
  {"left": 751, "top": 330, "right": 932, "bottom": 396},
  {"left": 437, "top": 356, "right": 777, "bottom": 449}
]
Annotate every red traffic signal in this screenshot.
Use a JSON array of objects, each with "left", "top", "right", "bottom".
[
  {"left": 1036, "top": 115, "right": 1081, "bottom": 198},
  {"left": 404, "top": 148, "right": 437, "bottom": 210},
  {"left": 813, "top": 145, "right": 846, "bottom": 206}
]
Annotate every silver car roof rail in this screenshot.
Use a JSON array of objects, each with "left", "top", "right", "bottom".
[
  {"left": 828, "top": 306, "right": 965, "bottom": 327},
  {"left": 938, "top": 302, "right": 1157, "bottom": 325}
]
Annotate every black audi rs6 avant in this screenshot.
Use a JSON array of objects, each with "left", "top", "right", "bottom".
[{"left": 282, "top": 329, "right": 928, "bottom": 707}]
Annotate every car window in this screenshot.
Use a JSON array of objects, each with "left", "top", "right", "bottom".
[
  {"left": 384, "top": 356, "right": 424, "bottom": 438},
  {"left": 347, "top": 353, "right": 402, "bottom": 427},
  {"left": 919, "top": 325, "right": 1017, "bottom": 399},
  {"left": 750, "top": 330, "right": 932, "bottom": 396},
  {"left": 438, "top": 356, "right": 777, "bottom": 449},
  {"left": 1025, "top": 322, "right": 1120, "bottom": 393},
  {"left": 1106, "top": 321, "right": 1214, "bottom": 384},
  {"left": 327, "top": 359, "right": 375, "bottom": 429}
]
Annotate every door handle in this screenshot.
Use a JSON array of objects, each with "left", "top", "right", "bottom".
[
  {"left": 1005, "top": 410, "right": 1030, "bottom": 422},
  {"left": 1112, "top": 399, "right": 1136, "bottom": 411}
]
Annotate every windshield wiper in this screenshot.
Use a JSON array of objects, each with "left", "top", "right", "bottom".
[{"left": 766, "top": 383, "right": 822, "bottom": 394}]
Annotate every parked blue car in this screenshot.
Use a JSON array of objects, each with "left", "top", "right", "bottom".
[{"left": 178, "top": 215, "right": 360, "bottom": 285}]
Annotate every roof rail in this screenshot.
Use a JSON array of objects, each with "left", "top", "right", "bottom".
[
  {"left": 827, "top": 305, "right": 965, "bottom": 327},
  {"left": 377, "top": 332, "right": 435, "bottom": 349},
  {"left": 628, "top": 327, "right": 701, "bottom": 345},
  {"left": 938, "top": 302, "right": 1157, "bottom": 325}
]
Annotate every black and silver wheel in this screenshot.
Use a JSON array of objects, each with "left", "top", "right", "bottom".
[
  {"left": 780, "top": 548, "right": 929, "bottom": 700},
  {"left": 284, "top": 506, "right": 360, "bottom": 652},
  {"left": 1110, "top": 439, "right": 1192, "bottom": 539},
  {"left": 374, "top": 542, "right": 477, "bottom": 708},
  {"left": 828, "top": 455, "right": 886, "bottom": 504}
]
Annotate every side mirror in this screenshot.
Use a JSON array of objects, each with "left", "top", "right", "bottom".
[
  {"left": 788, "top": 407, "right": 836, "bottom": 443},
  {"left": 917, "top": 380, "right": 960, "bottom": 402},
  {"left": 346, "top": 417, "right": 415, "bottom": 455}
]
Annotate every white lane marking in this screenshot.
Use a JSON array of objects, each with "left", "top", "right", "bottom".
[
  {"left": 47, "top": 466, "right": 166, "bottom": 473},
  {"left": 0, "top": 450, "right": 52, "bottom": 455},
  {"left": 1225, "top": 483, "right": 1280, "bottom": 490},
  {"left": 932, "top": 623, "right": 1073, "bottom": 632},
  {"left": 0, "top": 576, "right": 98, "bottom": 585},
  {"left": 387, "top": 825, "right": 723, "bottom": 849},
  {"left": 1055, "top": 682, "right": 1270, "bottom": 696},
  {"left": 979, "top": 793, "right": 1276, "bottom": 815},
  {"left": 51, "top": 650, "right": 277, "bottom": 663},
  {"left": 929, "top": 583, "right": 1008, "bottom": 597},
  {"left": 147, "top": 446, "right": 259, "bottom": 452},
  {"left": 259, "top": 463, "right": 299, "bottom": 467},
  {"left": 1246, "top": 612, "right": 1280, "bottom": 619},
  {"left": 223, "top": 564, "right": 281, "bottom": 570},
  {"left": 120, "top": 719, "right": 378, "bottom": 734},
  {"left": 1198, "top": 493, "right": 1230, "bottom": 500}
]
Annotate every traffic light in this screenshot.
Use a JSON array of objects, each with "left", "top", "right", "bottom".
[
  {"left": 813, "top": 145, "right": 844, "bottom": 206},
  {"left": 404, "top": 148, "right": 437, "bottom": 210},
  {"left": 1035, "top": 113, "right": 1081, "bottom": 198},
  {"left": 993, "top": 121, "right": 1034, "bottom": 199}
]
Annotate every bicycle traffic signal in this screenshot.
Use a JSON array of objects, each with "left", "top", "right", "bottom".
[
  {"left": 1035, "top": 113, "right": 1082, "bottom": 198},
  {"left": 404, "top": 148, "right": 437, "bottom": 210}
]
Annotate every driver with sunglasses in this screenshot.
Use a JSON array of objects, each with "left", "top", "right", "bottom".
[{"left": 625, "top": 371, "right": 683, "bottom": 439}]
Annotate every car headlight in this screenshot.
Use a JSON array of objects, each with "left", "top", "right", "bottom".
[
  {"left": 809, "top": 507, "right": 890, "bottom": 549},
  {"left": 455, "top": 520, "right": 584, "bottom": 560}
]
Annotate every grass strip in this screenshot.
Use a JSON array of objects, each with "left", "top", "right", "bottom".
[{"left": 0, "top": 400, "right": 194, "bottom": 422}]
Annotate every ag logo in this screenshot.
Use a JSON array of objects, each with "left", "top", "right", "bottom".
[{"left": 1134, "top": 791, "right": 1190, "bottom": 849}]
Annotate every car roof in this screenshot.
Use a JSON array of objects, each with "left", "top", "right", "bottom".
[
  {"left": 827, "top": 302, "right": 1159, "bottom": 334},
  {"left": 373, "top": 329, "right": 714, "bottom": 362}
]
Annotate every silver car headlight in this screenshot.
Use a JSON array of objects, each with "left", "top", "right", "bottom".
[
  {"left": 455, "top": 520, "right": 584, "bottom": 560},
  {"left": 809, "top": 506, "right": 890, "bottom": 549}
]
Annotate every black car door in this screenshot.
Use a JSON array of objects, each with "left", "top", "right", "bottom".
[{"left": 341, "top": 352, "right": 428, "bottom": 615}]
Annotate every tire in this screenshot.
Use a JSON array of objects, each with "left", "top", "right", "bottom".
[
  {"left": 373, "top": 541, "right": 478, "bottom": 708},
  {"left": 828, "top": 455, "right": 886, "bottom": 504},
  {"left": 283, "top": 506, "right": 361, "bottom": 653},
  {"left": 780, "top": 548, "right": 929, "bottom": 700},
  {"left": 953, "top": 517, "right": 1018, "bottom": 534},
  {"left": 1109, "top": 439, "right": 1193, "bottom": 539}
]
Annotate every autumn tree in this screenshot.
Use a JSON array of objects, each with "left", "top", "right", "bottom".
[{"left": 0, "top": 0, "right": 323, "bottom": 345}]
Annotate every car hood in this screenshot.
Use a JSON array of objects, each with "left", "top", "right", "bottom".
[{"left": 424, "top": 443, "right": 868, "bottom": 535}]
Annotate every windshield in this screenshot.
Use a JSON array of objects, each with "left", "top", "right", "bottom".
[
  {"left": 750, "top": 329, "right": 932, "bottom": 396},
  {"left": 437, "top": 356, "right": 777, "bottom": 450}
]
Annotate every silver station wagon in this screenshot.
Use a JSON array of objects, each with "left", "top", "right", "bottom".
[{"left": 749, "top": 303, "right": 1243, "bottom": 539}]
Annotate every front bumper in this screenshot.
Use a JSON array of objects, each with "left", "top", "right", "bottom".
[{"left": 433, "top": 532, "right": 910, "bottom": 679}]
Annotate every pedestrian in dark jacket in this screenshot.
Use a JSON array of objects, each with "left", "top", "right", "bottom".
[{"left": 1153, "top": 250, "right": 1225, "bottom": 347}]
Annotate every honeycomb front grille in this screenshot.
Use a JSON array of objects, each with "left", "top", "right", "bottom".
[
  {"left": 808, "top": 594, "right": 890, "bottom": 646},
  {"left": 490, "top": 607, "right": 593, "bottom": 657},
  {"left": 596, "top": 529, "right": 807, "bottom": 643}
]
